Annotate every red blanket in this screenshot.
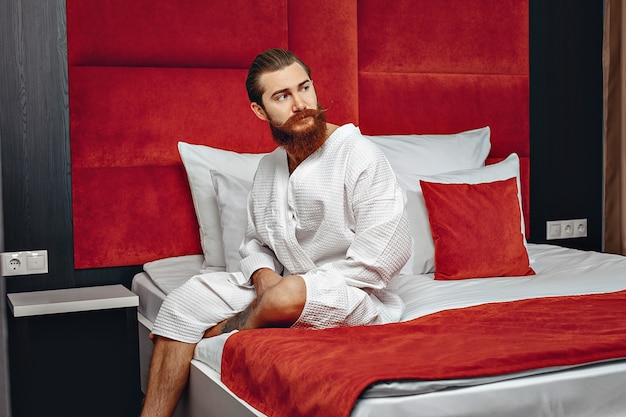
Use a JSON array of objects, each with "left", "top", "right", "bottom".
[{"left": 221, "top": 290, "right": 626, "bottom": 417}]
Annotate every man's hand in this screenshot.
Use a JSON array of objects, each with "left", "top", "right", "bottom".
[{"left": 251, "top": 268, "right": 283, "bottom": 297}]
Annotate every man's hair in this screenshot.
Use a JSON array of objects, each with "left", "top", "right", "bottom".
[{"left": 246, "top": 48, "right": 311, "bottom": 107}]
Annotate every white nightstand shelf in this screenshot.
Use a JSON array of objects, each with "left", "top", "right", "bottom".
[
  {"left": 7, "top": 285, "right": 142, "bottom": 417},
  {"left": 7, "top": 284, "right": 138, "bottom": 317}
]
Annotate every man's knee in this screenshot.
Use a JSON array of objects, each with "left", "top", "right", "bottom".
[{"left": 259, "top": 275, "right": 306, "bottom": 323}]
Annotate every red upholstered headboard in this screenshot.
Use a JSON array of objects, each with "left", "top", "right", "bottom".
[{"left": 67, "top": 0, "right": 529, "bottom": 269}]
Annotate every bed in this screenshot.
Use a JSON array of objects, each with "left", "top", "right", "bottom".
[
  {"left": 129, "top": 134, "right": 626, "bottom": 417},
  {"left": 132, "top": 244, "right": 626, "bottom": 417},
  {"left": 64, "top": 1, "right": 626, "bottom": 416}
]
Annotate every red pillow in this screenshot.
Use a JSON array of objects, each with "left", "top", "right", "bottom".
[{"left": 420, "top": 177, "right": 535, "bottom": 280}]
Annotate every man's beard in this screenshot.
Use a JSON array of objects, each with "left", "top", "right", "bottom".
[{"left": 268, "top": 106, "right": 328, "bottom": 162}]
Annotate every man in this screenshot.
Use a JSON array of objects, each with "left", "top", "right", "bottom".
[{"left": 140, "top": 48, "right": 411, "bottom": 417}]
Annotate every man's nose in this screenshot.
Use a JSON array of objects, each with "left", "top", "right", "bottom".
[{"left": 292, "top": 93, "right": 306, "bottom": 111}]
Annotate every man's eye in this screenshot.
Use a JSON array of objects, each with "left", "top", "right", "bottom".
[{"left": 276, "top": 94, "right": 288, "bottom": 101}]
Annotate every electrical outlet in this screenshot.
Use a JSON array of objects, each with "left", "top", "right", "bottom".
[
  {"left": 1, "top": 250, "right": 48, "bottom": 276},
  {"left": 546, "top": 219, "right": 587, "bottom": 240},
  {"left": 562, "top": 220, "right": 574, "bottom": 238},
  {"left": 573, "top": 218, "right": 587, "bottom": 237}
]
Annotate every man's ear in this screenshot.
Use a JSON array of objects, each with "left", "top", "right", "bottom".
[{"left": 250, "top": 102, "right": 268, "bottom": 121}]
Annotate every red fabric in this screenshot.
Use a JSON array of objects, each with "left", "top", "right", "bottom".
[
  {"left": 72, "top": 166, "right": 201, "bottom": 268},
  {"left": 67, "top": 0, "right": 287, "bottom": 67},
  {"left": 69, "top": 67, "right": 276, "bottom": 168},
  {"left": 357, "top": 73, "right": 530, "bottom": 156},
  {"left": 222, "top": 290, "right": 626, "bottom": 417},
  {"left": 420, "top": 177, "right": 534, "bottom": 280},
  {"left": 358, "top": 0, "right": 528, "bottom": 74}
]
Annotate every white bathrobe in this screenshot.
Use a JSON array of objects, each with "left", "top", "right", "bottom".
[{"left": 153, "top": 124, "right": 411, "bottom": 342}]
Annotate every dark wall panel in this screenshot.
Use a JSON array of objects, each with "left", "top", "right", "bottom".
[
  {"left": 0, "top": 0, "right": 139, "bottom": 294},
  {"left": 529, "top": 0, "right": 604, "bottom": 250}
]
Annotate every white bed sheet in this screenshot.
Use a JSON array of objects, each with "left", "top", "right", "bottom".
[
  {"left": 132, "top": 244, "right": 626, "bottom": 416},
  {"left": 394, "top": 243, "right": 626, "bottom": 320}
]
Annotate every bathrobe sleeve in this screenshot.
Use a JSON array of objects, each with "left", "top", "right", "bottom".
[{"left": 238, "top": 221, "right": 285, "bottom": 281}]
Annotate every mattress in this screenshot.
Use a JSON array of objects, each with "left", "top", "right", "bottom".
[{"left": 132, "top": 244, "right": 626, "bottom": 416}]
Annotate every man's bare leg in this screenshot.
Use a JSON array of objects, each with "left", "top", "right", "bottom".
[
  {"left": 204, "top": 299, "right": 259, "bottom": 338},
  {"left": 140, "top": 336, "right": 196, "bottom": 417}
]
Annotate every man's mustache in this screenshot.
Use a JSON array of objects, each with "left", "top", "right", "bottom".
[{"left": 269, "top": 107, "right": 326, "bottom": 129}]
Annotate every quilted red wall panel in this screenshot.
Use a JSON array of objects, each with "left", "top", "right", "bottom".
[
  {"left": 67, "top": 0, "right": 362, "bottom": 268},
  {"left": 67, "top": 0, "right": 288, "bottom": 67},
  {"left": 357, "top": 0, "right": 530, "bottom": 233},
  {"left": 67, "top": 0, "right": 529, "bottom": 268},
  {"left": 358, "top": 0, "right": 528, "bottom": 75}
]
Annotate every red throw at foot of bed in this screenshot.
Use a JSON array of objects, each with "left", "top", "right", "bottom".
[{"left": 222, "top": 289, "right": 626, "bottom": 417}]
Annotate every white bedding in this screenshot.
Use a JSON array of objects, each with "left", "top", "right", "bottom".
[{"left": 132, "top": 244, "right": 626, "bottom": 416}]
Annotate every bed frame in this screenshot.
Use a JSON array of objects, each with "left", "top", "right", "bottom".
[{"left": 66, "top": 1, "right": 530, "bottom": 416}]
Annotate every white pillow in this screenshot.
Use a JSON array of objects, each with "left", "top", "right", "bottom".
[
  {"left": 143, "top": 254, "right": 208, "bottom": 295},
  {"left": 211, "top": 170, "right": 253, "bottom": 272},
  {"left": 365, "top": 127, "right": 491, "bottom": 275},
  {"left": 364, "top": 126, "right": 491, "bottom": 177},
  {"left": 178, "top": 141, "right": 267, "bottom": 268},
  {"left": 402, "top": 153, "right": 525, "bottom": 275}
]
